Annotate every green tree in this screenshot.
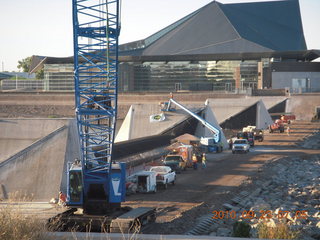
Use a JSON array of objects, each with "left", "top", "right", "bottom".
[
  {"left": 17, "top": 56, "right": 32, "bottom": 72},
  {"left": 35, "top": 68, "right": 44, "bottom": 79}
]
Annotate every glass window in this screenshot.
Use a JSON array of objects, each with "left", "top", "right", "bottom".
[{"left": 69, "top": 170, "right": 82, "bottom": 203}]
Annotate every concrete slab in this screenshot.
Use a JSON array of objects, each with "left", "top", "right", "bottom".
[
  {"left": 0, "top": 119, "right": 68, "bottom": 163},
  {"left": 115, "top": 105, "right": 134, "bottom": 142},
  {"left": 0, "top": 119, "right": 75, "bottom": 201},
  {"left": 0, "top": 126, "right": 68, "bottom": 201},
  {"left": 206, "top": 99, "right": 253, "bottom": 124},
  {"left": 115, "top": 103, "right": 203, "bottom": 141},
  {"left": 287, "top": 94, "right": 320, "bottom": 120},
  {"left": 252, "top": 96, "right": 287, "bottom": 110},
  {"left": 206, "top": 98, "right": 273, "bottom": 129},
  {"left": 256, "top": 100, "right": 273, "bottom": 129}
]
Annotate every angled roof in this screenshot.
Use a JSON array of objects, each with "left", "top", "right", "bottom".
[
  {"left": 219, "top": 0, "right": 306, "bottom": 51},
  {"left": 121, "top": 0, "right": 307, "bottom": 56},
  {"left": 29, "top": 0, "right": 315, "bottom": 73}
]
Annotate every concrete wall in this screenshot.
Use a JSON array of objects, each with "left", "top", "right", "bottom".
[
  {"left": 0, "top": 126, "right": 68, "bottom": 201},
  {"left": 272, "top": 72, "right": 320, "bottom": 91},
  {"left": 287, "top": 94, "right": 320, "bottom": 120},
  {"left": 0, "top": 119, "right": 68, "bottom": 163}
]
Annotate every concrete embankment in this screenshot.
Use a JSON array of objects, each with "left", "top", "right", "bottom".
[
  {"left": 0, "top": 119, "right": 68, "bottom": 163},
  {"left": 0, "top": 124, "right": 68, "bottom": 201}
]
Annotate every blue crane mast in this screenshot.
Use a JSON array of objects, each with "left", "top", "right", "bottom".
[
  {"left": 48, "top": 1, "right": 156, "bottom": 231},
  {"left": 68, "top": 0, "right": 125, "bottom": 214}
]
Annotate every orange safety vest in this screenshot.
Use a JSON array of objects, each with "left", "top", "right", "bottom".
[{"left": 192, "top": 155, "right": 197, "bottom": 162}]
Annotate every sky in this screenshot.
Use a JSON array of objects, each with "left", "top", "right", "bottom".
[{"left": 0, "top": 0, "right": 319, "bottom": 72}]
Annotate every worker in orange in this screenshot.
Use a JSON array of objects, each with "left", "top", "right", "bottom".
[{"left": 58, "top": 191, "right": 67, "bottom": 206}]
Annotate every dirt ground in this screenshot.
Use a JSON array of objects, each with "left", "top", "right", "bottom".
[
  {"left": 124, "top": 121, "right": 320, "bottom": 234},
  {"left": 1, "top": 93, "right": 319, "bottom": 235}
]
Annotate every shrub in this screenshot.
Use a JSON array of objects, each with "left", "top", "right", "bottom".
[
  {"left": 233, "top": 221, "right": 251, "bottom": 237},
  {"left": 257, "top": 222, "right": 300, "bottom": 239},
  {"left": 0, "top": 206, "right": 47, "bottom": 240}
]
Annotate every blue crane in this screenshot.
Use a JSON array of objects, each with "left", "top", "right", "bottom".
[
  {"left": 63, "top": 2, "right": 155, "bottom": 231},
  {"left": 47, "top": 0, "right": 155, "bottom": 232},
  {"left": 68, "top": 0, "right": 125, "bottom": 214}
]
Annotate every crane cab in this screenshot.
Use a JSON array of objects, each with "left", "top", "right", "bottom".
[
  {"left": 66, "top": 160, "right": 126, "bottom": 214},
  {"left": 67, "top": 162, "right": 83, "bottom": 207}
]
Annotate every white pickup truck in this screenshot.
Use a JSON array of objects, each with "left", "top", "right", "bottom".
[
  {"left": 232, "top": 139, "right": 250, "bottom": 154},
  {"left": 149, "top": 166, "right": 176, "bottom": 189}
]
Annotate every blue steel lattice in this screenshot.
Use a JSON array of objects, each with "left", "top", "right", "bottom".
[{"left": 72, "top": 0, "right": 120, "bottom": 189}]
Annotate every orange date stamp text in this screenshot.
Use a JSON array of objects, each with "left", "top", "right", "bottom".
[{"left": 212, "top": 210, "right": 308, "bottom": 220}]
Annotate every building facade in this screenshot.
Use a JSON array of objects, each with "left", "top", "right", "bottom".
[{"left": 29, "top": 0, "right": 320, "bottom": 93}]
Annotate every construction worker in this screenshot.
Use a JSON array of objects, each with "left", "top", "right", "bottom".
[
  {"left": 192, "top": 153, "right": 198, "bottom": 170},
  {"left": 228, "top": 139, "right": 233, "bottom": 149},
  {"left": 58, "top": 191, "right": 67, "bottom": 206},
  {"left": 202, "top": 153, "right": 207, "bottom": 169}
]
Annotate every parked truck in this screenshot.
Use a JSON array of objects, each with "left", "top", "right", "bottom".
[
  {"left": 162, "top": 155, "right": 186, "bottom": 173},
  {"left": 149, "top": 166, "right": 176, "bottom": 189},
  {"left": 237, "top": 131, "right": 255, "bottom": 147},
  {"left": 166, "top": 144, "right": 194, "bottom": 168},
  {"left": 242, "top": 126, "right": 264, "bottom": 142}
]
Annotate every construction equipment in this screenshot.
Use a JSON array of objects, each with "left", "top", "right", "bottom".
[
  {"left": 167, "top": 143, "right": 194, "bottom": 168},
  {"left": 165, "top": 98, "right": 221, "bottom": 144},
  {"left": 48, "top": 0, "right": 155, "bottom": 233},
  {"left": 268, "top": 119, "right": 285, "bottom": 133},
  {"left": 280, "top": 114, "right": 296, "bottom": 124},
  {"left": 242, "top": 126, "right": 264, "bottom": 142},
  {"left": 237, "top": 131, "right": 254, "bottom": 147},
  {"left": 200, "top": 137, "right": 223, "bottom": 152}
]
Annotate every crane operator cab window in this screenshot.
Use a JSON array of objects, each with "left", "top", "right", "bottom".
[{"left": 69, "top": 169, "right": 82, "bottom": 203}]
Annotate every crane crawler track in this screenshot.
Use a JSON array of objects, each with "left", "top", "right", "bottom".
[{"left": 47, "top": 207, "right": 156, "bottom": 233}]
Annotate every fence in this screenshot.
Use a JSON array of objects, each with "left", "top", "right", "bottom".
[
  {"left": 1, "top": 79, "right": 44, "bottom": 91},
  {"left": 1, "top": 79, "right": 74, "bottom": 91},
  {"left": 2, "top": 79, "right": 320, "bottom": 94}
]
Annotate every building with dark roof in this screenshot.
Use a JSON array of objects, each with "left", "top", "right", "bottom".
[
  {"left": 30, "top": 0, "right": 320, "bottom": 92},
  {"left": 120, "top": 0, "right": 307, "bottom": 56}
]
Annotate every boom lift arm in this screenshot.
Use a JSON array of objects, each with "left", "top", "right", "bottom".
[{"left": 166, "top": 98, "right": 221, "bottom": 143}]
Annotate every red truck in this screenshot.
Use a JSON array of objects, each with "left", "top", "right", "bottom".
[
  {"left": 280, "top": 114, "right": 296, "bottom": 124},
  {"left": 269, "top": 119, "right": 285, "bottom": 133}
]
